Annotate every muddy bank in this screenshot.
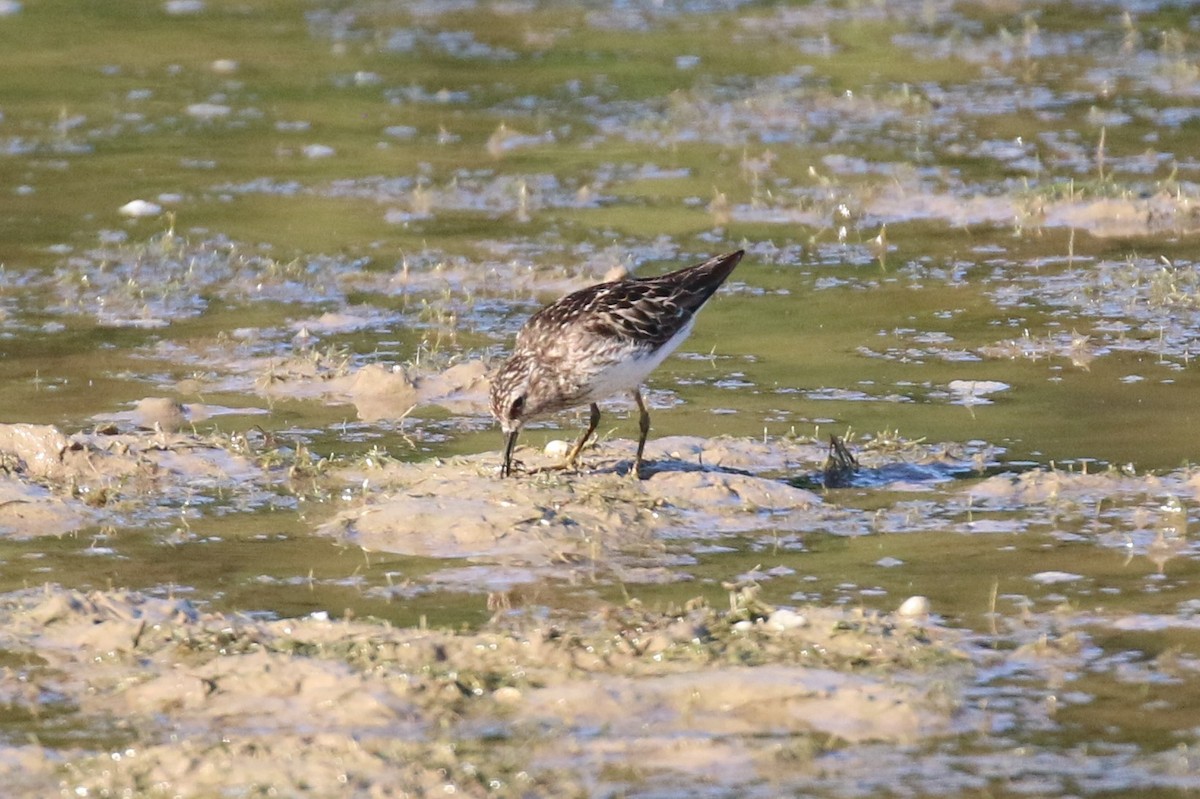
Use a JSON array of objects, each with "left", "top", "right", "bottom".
[
  {"left": 321, "top": 431, "right": 1200, "bottom": 598},
  {"left": 0, "top": 584, "right": 968, "bottom": 797},
  {"left": 2, "top": 413, "right": 1194, "bottom": 584},
  {"left": 320, "top": 432, "right": 986, "bottom": 575},
  {"left": 0, "top": 421, "right": 286, "bottom": 537},
  {"left": 1, "top": 426, "right": 1198, "bottom": 795},
  {"left": 322, "top": 435, "right": 830, "bottom": 562},
  {"left": 4, "top": 579, "right": 1197, "bottom": 798}
]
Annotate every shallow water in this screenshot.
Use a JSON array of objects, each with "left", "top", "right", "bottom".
[{"left": 2, "top": 0, "right": 1200, "bottom": 795}]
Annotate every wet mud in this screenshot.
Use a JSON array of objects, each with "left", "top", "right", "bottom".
[
  {"left": 0, "top": 583, "right": 974, "bottom": 797},
  {"left": 1, "top": 401, "right": 1199, "bottom": 795},
  {"left": 3, "top": 0, "right": 1200, "bottom": 795}
]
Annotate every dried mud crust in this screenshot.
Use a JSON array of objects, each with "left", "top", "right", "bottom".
[{"left": 0, "top": 585, "right": 971, "bottom": 797}]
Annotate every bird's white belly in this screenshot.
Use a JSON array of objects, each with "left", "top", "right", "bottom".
[{"left": 577, "top": 318, "right": 696, "bottom": 403}]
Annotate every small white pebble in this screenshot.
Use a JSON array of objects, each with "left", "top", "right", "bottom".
[
  {"left": 731, "top": 620, "right": 754, "bottom": 633},
  {"left": 543, "top": 439, "right": 570, "bottom": 459},
  {"left": 897, "top": 595, "right": 930, "bottom": 618},
  {"left": 211, "top": 59, "right": 238, "bottom": 74},
  {"left": 119, "top": 199, "right": 162, "bottom": 218}
]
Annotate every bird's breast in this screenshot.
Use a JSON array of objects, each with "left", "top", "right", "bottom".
[{"left": 571, "top": 317, "right": 697, "bottom": 403}]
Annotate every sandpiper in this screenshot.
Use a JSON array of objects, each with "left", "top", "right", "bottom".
[{"left": 490, "top": 249, "right": 744, "bottom": 477}]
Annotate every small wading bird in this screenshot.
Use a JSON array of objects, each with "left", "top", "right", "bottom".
[{"left": 489, "top": 249, "right": 744, "bottom": 477}]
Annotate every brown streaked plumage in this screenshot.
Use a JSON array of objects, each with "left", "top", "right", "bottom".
[{"left": 490, "top": 250, "right": 744, "bottom": 477}]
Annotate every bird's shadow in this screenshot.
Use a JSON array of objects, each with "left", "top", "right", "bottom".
[
  {"left": 512, "top": 436, "right": 1007, "bottom": 488},
  {"left": 578, "top": 456, "right": 756, "bottom": 480}
]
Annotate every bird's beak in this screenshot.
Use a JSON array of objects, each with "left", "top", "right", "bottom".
[{"left": 501, "top": 428, "right": 519, "bottom": 477}]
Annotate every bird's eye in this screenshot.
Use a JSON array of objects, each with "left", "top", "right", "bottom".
[{"left": 509, "top": 395, "right": 525, "bottom": 418}]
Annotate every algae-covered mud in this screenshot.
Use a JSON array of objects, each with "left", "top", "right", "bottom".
[{"left": 3, "top": 0, "right": 1200, "bottom": 796}]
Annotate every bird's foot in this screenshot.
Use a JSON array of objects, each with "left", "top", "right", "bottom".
[{"left": 526, "top": 458, "right": 582, "bottom": 476}]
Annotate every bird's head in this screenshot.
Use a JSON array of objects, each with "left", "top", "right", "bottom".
[
  {"left": 490, "top": 353, "right": 538, "bottom": 477},
  {"left": 489, "top": 352, "right": 534, "bottom": 435}
]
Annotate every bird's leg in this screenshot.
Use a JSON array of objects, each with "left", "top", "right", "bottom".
[
  {"left": 563, "top": 402, "right": 601, "bottom": 469},
  {"left": 632, "top": 388, "right": 650, "bottom": 478},
  {"left": 500, "top": 429, "right": 520, "bottom": 477}
]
